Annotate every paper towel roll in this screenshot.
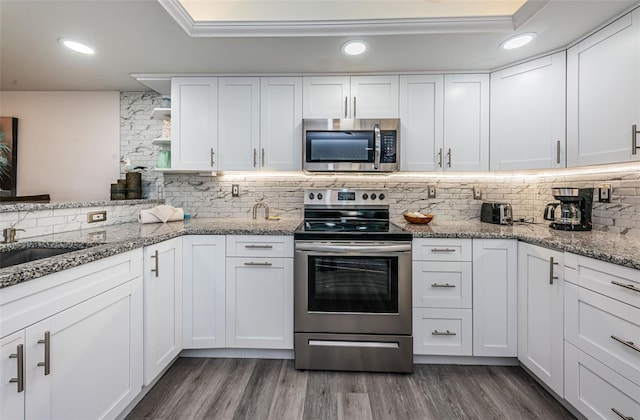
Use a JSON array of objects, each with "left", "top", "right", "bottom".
[{"left": 139, "top": 206, "right": 184, "bottom": 224}]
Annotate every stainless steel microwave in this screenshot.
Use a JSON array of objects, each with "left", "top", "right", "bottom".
[{"left": 302, "top": 119, "right": 400, "bottom": 172}]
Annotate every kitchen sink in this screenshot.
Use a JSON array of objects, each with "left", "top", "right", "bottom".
[{"left": 0, "top": 247, "right": 84, "bottom": 269}]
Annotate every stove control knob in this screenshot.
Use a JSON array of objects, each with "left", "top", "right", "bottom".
[
  {"left": 371, "top": 193, "right": 377, "bottom": 200},
  {"left": 317, "top": 193, "right": 323, "bottom": 200},
  {"left": 379, "top": 193, "right": 385, "bottom": 200},
  {"left": 362, "top": 193, "right": 369, "bottom": 200},
  {"left": 308, "top": 193, "right": 314, "bottom": 200}
]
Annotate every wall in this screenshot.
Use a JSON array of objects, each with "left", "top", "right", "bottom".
[{"left": 0, "top": 92, "right": 120, "bottom": 201}]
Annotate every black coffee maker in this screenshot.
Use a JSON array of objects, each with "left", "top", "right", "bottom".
[{"left": 543, "top": 188, "right": 593, "bottom": 231}]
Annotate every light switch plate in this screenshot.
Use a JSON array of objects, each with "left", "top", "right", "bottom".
[
  {"left": 427, "top": 185, "right": 436, "bottom": 199},
  {"left": 473, "top": 186, "right": 482, "bottom": 200}
]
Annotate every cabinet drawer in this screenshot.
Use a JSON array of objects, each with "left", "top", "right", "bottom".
[
  {"left": 565, "top": 342, "right": 640, "bottom": 420},
  {"left": 565, "top": 282, "right": 640, "bottom": 386},
  {"left": 412, "top": 261, "right": 472, "bottom": 308},
  {"left": 565, "top": 253, "right": 640, "bottom": 309},
  {"left": 226, "top": 235, "right": 293, "bottom": 258},
  {"left": 413, "top": 308, "right": 472, "bottom": 356},
  {"left": 412, "top": 239, "right": 472, "bottom": 262}
]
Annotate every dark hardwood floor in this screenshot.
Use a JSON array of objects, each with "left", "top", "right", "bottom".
[{"left": 126, "top": 358, "right": 576, "bottom": 420}]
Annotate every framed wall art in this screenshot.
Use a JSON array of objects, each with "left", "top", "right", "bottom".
[{"left": 0, "top": 117, "right": 18, "bottom": 197}]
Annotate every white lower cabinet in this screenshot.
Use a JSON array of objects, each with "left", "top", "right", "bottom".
[
  {"left": 225, "top": 236, "right": 293, "bottom": 349},
  {"left": 0, "top": 250, "right": 143, "bottom": 420},
  {"left": 143, "top": 238, "right": 183, "bottom": 386},
  {"left": 517, "top": 243, "right": 564, "bottom": 397},
  {"left": 182, "top": 235, "right": 226, "bottom": 349}
]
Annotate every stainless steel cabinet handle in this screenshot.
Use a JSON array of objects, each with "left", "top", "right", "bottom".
[
  {"left": 245, "top": 244, "right": 273, "bottom": 249},
  {"left": 432, "top": 330, "right": 456, "bottom": 336},
  {"left": 253, "top": 148, "right": 257, "bottom": 167},
  {"left": 633, "top": 124, "right": 639, "bottom": 155},
  {"left": 447, "top": 148, "right": 452, "bottom": 168},
  {"left": 9, "top": 344, "right": 24, "bottom": 393},
  {"left": 37, "top": 331, "right": 51, "bottom": 375},
  {"left": 438, "top": 148, "right": 443, "bottom": 167},
  {"left": 611, "top": 335, "right": 640, "bottom": 353},
  {"left": 611, "top": 407, "right": 634, "bottom": 420},
  {"left": 244, "top": 261, "right": 273, "bottom": 266},
  {"left": 353, "top": 97, "right": 357, "bottom": 118},
  {"left": 151, "top": 249, "right": 159, "bottom": 277},
  {"left": 431, "top": 248, "right": 456, "bottom": 253},
  {"left": 210, "top": 148, "right": 215, "bottom": 166},
  {"left": 431, "top": 283, "right": 456, "bottom": 288},
  {"left": 261, "top": 148, "right": 265, "bottom": 167},
  {"left": 556, "top": 140, "right": 561, "bottom": 164},
  {"left": 549, "top": 256, "right": 559, "bottom": 284},
  {"left": 373, "top": 124, "right": 381, "bottom": 170},
  {"left": 344, "top": 96, "right": 348, "bottom": 118},
  {"left": 611, "top": 280, "right": 640, "bottom": 293}
]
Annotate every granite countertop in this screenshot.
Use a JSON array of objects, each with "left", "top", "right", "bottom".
[
  {"left": 0, "top": 198, "right": 164, "bottom": 213},
  {"left": 1, "top": 218, "right": 638, "bottom": 289}
]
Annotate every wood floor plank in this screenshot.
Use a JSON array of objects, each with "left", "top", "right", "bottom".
[
  {"left": 336, "top": 393, "right": 373, "bottom": 420},
  {"left": 267, "top": 360, "right": 308, "bottom": 420},
  {"left": 197, "top": 358, "right": 257, "bottom": 420},
  {"left": 232, "top": 359, "right": 282, "bottom": 420}
]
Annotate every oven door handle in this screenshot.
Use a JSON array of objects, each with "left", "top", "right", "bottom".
[{"left": 295, "top": 243, "right": 411, "bottom": 253}]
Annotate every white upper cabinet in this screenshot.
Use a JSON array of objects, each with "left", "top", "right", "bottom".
[
  {"left": 218, "top": 77, "right": 261, "bottom": 171},
  {"left": 399, "top": 74, "right": 488, "bottom": 171},
  {"left": 260, "top": 77, "right": 303, "bottom": 170},
  {"left": 567, "top": 8, "right": 640, "bottom": 166},
  {"left": 171, "top": 77, "right": 219, "bottom": 170},
  {"left": 490, "top": 52, "right": 566, "bottom": 170},
  {"left": 302, "top": 75, "right": 399, "bottom": 118}
]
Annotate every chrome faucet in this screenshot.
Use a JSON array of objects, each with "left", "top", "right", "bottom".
[
  {"left": 252, "top": 202, "right": 270, "bottom": 220},
  {"left": 2, "top": 227, "right": 25, "bottom": 243}
]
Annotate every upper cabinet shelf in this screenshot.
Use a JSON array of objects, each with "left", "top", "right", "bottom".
[{"left": 151, "top": 108, "right": 171, "bottom": 119}]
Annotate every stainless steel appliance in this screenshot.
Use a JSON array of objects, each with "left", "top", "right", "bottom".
[
  {"left": 480, "top": 202, "right": 513, "bottom": 225},
  {"left": 302, "top": 119, "right": 400, "bottom": 172},
  {"left": 543, "top": 187, "right": 593, "bottom": 231},
  {"left": 294, "top": 188, "right": 413, "bottom": 373}
]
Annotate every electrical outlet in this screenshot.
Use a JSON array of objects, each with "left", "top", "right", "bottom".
[
  {"left": 232, "top": 184, "right": 239, "bottom": 197},
  {"left": 87, "top": 211, "right": 107, "bottom": 223},
  {"left": 473, "top": 186, "right": 482, "bottom": 200},
  {"left": 598, "top": 183, "right": 612, "bottom": 203},
  {"left": 427, "top": 185, "right": 436, "bottom": 199}
]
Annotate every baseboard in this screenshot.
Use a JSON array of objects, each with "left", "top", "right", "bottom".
[
  {"left": 413, "top": 355, "right": 519, "bottom": 366},
  {"left": 181, "top": 348, "right": 295, "bottom": 359}
]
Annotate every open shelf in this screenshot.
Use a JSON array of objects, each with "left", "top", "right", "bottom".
[
  {"left": 152, "top": 138, "right": 171, "bottom": 147},
  {"left": 151, "top": 108, "right": 171, "bottom": 119}
]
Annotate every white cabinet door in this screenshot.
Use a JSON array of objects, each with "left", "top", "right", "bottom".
[
  {"left": 260, "top": 77, "right": 303, "bottom": 170},
  {"left": 490, "top": 52, "right": 566, "bottom": 170},
  {"left": 218, "top": 77, "right": 261, "bottom": 170},
  {"left": 518, "top": 243, "right": 564, "bottom": 397},
  {"left": 567, "top": 9, "right": 640, "bottom": 166},
  {"left": 399, "top": 75, "right": 444, "bottom": 171},
  {"left": 1, "top": 332, "right": 25, "bottom": 420},
  {"left": 144, "top": 238, "right": 183, "bottom": 385},
  {"left": 302, "top": 76, "right": 351, "bottom": 118},
  {"left": 225, "top": 257, "right": 293, "bottom": 349},
  {"left": 443, "top": 74, "right": 489, "bottom": 171},
  {"left": 171, "top": 77, "right": 218, "bottom": 170},
  {"left": 183, "top": 235, "right": 226, "bottom": 349},
  {"left": 473, "top": 239, "right": 518, "bottom": 357},
  {"left": 350, "top": 75, "right": 399, "bottom": 118}
]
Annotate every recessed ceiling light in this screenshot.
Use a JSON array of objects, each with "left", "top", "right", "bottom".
[
  {"left": 342, "top": 40, "right": 368, "bottom": 56},
  {"left": 500, "top": 33, "right": 537, "bottom": 50},
  {"left": 59, "top": 38, "right": 95, "bottom": 55}
]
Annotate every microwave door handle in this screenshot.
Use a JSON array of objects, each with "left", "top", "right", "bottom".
[{"left": 374, "top": 124, "right": 381, "bottom": 170}]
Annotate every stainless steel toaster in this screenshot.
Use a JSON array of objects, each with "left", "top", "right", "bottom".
[{"left": 480, "top": 202, "right": 513, "bottom": 225}]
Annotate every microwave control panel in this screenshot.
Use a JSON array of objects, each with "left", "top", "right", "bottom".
[{"left": 381, "top": 131, "right": 397, "bottom": 163}]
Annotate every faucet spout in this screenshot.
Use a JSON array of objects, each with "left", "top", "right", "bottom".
[{"left": 252, "top": 202, "right": 270, "bottom": 220}]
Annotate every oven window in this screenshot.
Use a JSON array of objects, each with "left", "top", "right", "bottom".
[{"left": 307, "top": 256, "right": 398, "bottom": 313}]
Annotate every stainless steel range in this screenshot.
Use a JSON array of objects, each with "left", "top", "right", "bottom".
[{"left": 293, "top": 188, "right": 413, "bottom": 373}]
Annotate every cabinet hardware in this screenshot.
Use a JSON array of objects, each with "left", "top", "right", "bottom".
[
  {"left": 244, "top": 261, "right": 273, "bottom": 266},
  {"left": 611, "top": 407, "right": 634, "bottom": 420},
  {"left": 431, "top": 248, "right": 456, "bottom": 253},
  {"left": 210, "top": 148, "right": 215, "bottom": 166},
  {"left": 633, "top": 124, "right": 640, "bottom": 155},
  {"left": 9, "top": 344, "right": 24, "bottom": 393},
  {"left": 261, "top": 148, "right": 265, "bottom": 167},
  {"left": 151, "top": 249, "right": 159, "bottom": 277},
  {"left": 37, "top": 331, "right": 51, "bottom": 375},
  {"left": 556, "top": 140, "right": 561, "bottom": 164},
  {"left": 447, "top": 148, "right": 452, "bottom": 168},
  {"left": 438, "top": 148, "right": 443, "bottom": 167},
  {"left": 611, "top": 280, "right": 640, "bottom": 293},
  {"left": 431, "top": 283, "right": 456, "bottom": 288},
  {"left": 344, "top": 97, "right": 348, "bottom": 118},
  {"left": 432, "top": 330, "right": 456, "bottom": 336},
  {"left": 549, "top": 256, "right": 559, "bottom": 284},
  {"left": 245, "top": 244, "right": 273, "bottom": 249},
  {"left": 253, "top": 148, "right": 257, "bottom": 167},
  {"left": 611, "top": 335, "right": 640, "bottom": 353},
  {"left": 353, "top": 97, "right": 357, "bottom": 118}
]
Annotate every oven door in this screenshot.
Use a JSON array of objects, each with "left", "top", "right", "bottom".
[{"left": 294, "top": 241, "right": 412, "bottom": 335}]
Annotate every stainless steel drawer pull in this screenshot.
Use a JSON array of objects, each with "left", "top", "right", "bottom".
[
  {"left": 611, "top": 281, "right": 640, "bottom": 293},
  {"left": 244, "top": 261, "right": 272, "bottom": 266},
  {"left": 431, "top": 248, "right": 456, "bottom": 253},
  {"left": 37, "top": 331, "right": 51, "bottom": 375},
  {"left": 151, "top": 249, "right": 159, "bottom": 277},
  {"left": 549, "top": 256, "right": 559, "bottom": 285},
  {"left": 431, "top": 283, "right": 456, "bottom": 288},
  {"left": 244, "top": 244, "right": 273, "bottom": 249},
  {"left": 432, "top": 330, "right": 456, "bottom": 336},
  {"left": 611, "top": 407, "right": 634, "bottom": 420},
  {"left": 9, "top": 344, "right": 24, "bottom": 393},
  {"left": 611, "top": 335, "right": 640, "bottom": 353}
]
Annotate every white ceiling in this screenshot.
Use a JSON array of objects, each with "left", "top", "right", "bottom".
[{"left": 0, "top": 0, "right": 638, "bottom": 92}]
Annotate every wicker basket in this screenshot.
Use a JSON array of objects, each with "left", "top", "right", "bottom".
[{"left": 403, "top": 213, "right": 434, "bottom": 224}]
